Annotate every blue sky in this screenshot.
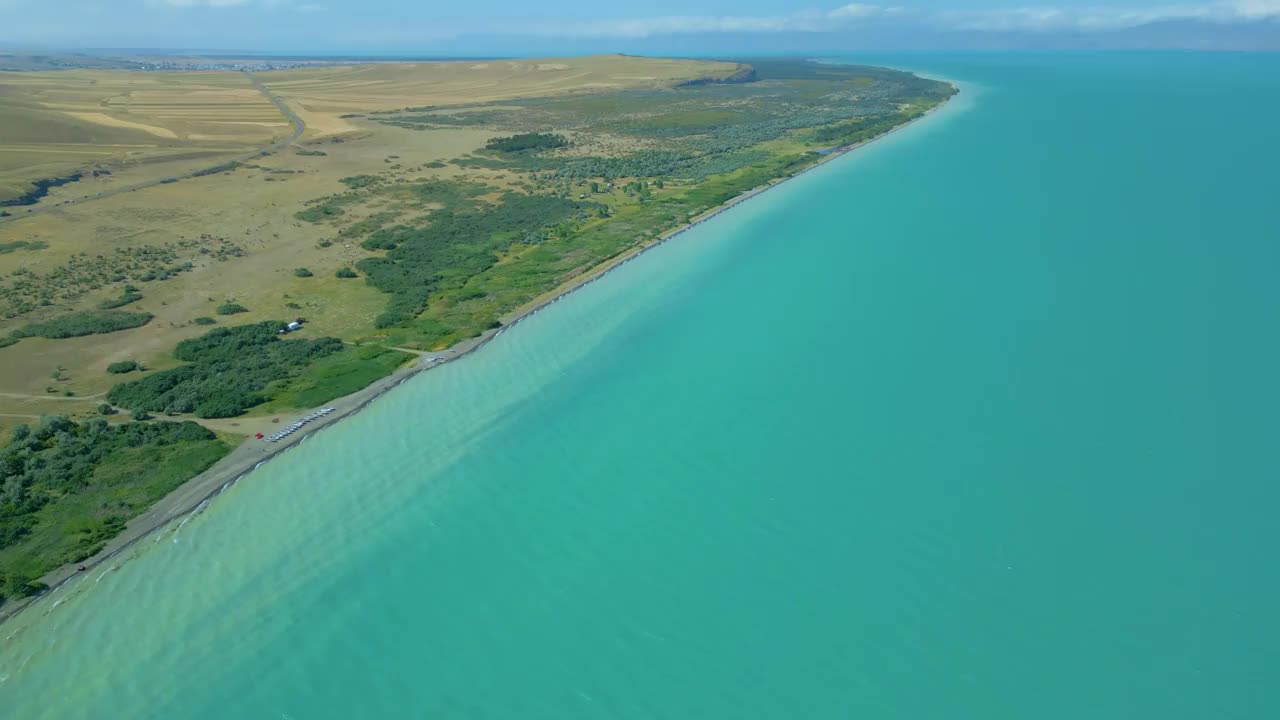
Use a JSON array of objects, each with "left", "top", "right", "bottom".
[{"left": 2, "top": 0, "right": 1278, "bottom": 52}]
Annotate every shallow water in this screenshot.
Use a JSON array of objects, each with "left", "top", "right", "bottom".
[{"left": 2, "top": 53, "right": 1278, "bottom": 719}]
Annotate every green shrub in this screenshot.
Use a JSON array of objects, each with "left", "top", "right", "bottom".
[
  {"left": 339, "top": 175, "right": 381, "bottom": 189},
  {"left": 106, "top": 360, "right": 139, "bottom": 374},
  {"left": 295, "top": 204, "right": 345, "bottom": 223},
  {"left": 97, "top": 289, "right": 144, "bottom": 310},
  {"left": 0, "top": 240, "right": 49, "bottom": 254},
  {"left": 0, "top": 416, "right": 225, "bottom": 583},
  {"left": 106, "top": 321, "right": 345, "bottom": 418},
  {"left": 193, "top": 316, "right": 217, "bottom": 325},
  {"left": 355, "top": 193, "right": 586, "bottom": 327},
  {"left": 4, "top": 575, "right": 47, "bottom": 599},
  {"left": 97, "top": 403, "right": 118, "bottom": 415},
  {"left": 335, "top": 267, "right": 358, "bottom": 279},
  {"left": 294, "top": 267, "right": 314, "bottom": 278},
  {"left": 12, "top": 310, "right": 153, "bottom": 340},
  {"left": 216, "top": 303, "right": 248, "bottom": 316},
  {"left": 98, "top": 291, "right": 144, "bottom": 309},
  {"left": 485, "top": 133, "right": 569, "bottom": 153}
]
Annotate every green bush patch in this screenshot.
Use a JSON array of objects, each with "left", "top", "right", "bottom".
[
  {"left": 12, "top": 310, "right": 153, "bottom": 340},
  {"left": 295, "top": 204, "right": 346, "bottom": 223},
  {"left": 260, "top": 344, "right": 410, "bottom": 411},
  {"left": 98, "top": 290, "right": 143, "bottom": 310},
  {"left": 106, "top": 321, "right": 345, "bottom": 418},
  {"left": 485, "top": 133, "right": 569, "bottom": 153},
  {"left": 339, "top": 175, "right": 381, "bottom": 189},
  {"left": 0, "top": 240, "right": 49, "bottom": 254},
  {"left": 0, "top": 417, "right": 228, "bottom": 593}
]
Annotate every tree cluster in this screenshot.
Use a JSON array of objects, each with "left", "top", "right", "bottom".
[
  {"left": 357, "top": 193, "right": 591, "bottom": 328},
  {"left": 106, "top": 321, "right": 344, "bottom": 418},
  {"left": 0, "top": 416, "right": 217, "bottom": 599},
  {"left": 485, "top": 133, "right": 569, "bottom": 153}
]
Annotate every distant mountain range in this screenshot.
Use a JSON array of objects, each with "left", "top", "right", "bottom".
[
  {"left": 4, "top": 18, "right": 1278, "bottom": 61},
  {"left": 520, "top": 19, "right": 1280, "bottom": 54}
]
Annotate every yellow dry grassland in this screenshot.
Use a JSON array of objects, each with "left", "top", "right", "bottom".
[
  {"left": 259, "top": 55, "right": 741, "bottom": 138},
  {"left": 0, "top": 55, "right": 741, "bottom": 424},
  {"left": 0, "top": 69, "right": 286, "bottom": 202}
]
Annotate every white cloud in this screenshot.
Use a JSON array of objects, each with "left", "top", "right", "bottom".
[
  {"left": 931, "top": 1, "right": 1280, "bottom": 31},
  {"left": 149, "top": 0, "right": 320, "bottom": 8},
  {"left": 553, "top": 14, "right": 822, "bottom": 38},
  {"left": 937, "top": 4, "right": 1202, "bottom": 31},
  {"left": 1206, "top": 0, "right": 1280, "bottom": 19},
  {"left": 829, "top": 4, "right": 887, "bottom": 20},
  {"left": 526, "top": 5, "right": 901, "bottom": 38},
  {"left": 153, "top": 0, "right": 252, "bottom": 7}
]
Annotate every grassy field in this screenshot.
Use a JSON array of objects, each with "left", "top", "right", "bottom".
[
  {"left": 0, "top": 69, "right": 286, "bottom": 204},
  {"left": 256, "top": 344, "right": 412, "bottom": 413},
  {"left": 257, "top": 56, "right": 744, "bottom": 138}
]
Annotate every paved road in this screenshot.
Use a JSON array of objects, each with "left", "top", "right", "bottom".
[{"left": 0, "top": 71, "right": 305, "bottom": 224}]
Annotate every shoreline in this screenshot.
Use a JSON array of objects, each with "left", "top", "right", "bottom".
[{"left": 0, "top": 87, "right": 954, "bottom": 626}]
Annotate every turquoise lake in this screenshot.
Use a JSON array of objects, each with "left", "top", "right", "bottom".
[{"left": 2, "top": 53, "right": 1278, "bottom": 718}]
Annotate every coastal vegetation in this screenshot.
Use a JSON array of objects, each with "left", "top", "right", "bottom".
[
  {"left": 0, "top": 417, "right": 229, "bottom": 600},
  {"left": 0, "top": 55, "right": 952, "bottom": 594},
  {"left": 288, "top": 59, "right": 953, "bottom": 349},
  {"left": 105, "top": 321, "right": 346, "bottom": 418},
  {"left": 356, "top": 190, "right": 594, "bottom": 328},
  {"left": 254, "top": 343, "right": 409, "bottom": 412}
]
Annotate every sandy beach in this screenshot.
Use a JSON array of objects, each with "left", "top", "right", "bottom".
[{"left": 0, "top": 89, "right": 953, "bottom": 625}]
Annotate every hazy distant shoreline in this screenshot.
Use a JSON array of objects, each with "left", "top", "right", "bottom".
[{"left": 0, "top": 81, "right": 955, "bottom": 627}]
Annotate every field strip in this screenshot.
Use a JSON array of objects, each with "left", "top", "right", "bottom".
[
  {"left": 0, "top": 148, "right": 118, "bottom": 155},
  {"left": 0, "top": 143, "right": 160, "bottom": 149},
  {"left": 64, "top": 112, "right": 179, "bottom": 139},
  {"left": 0, "top": 71, "right": 304, "bottom": 224}
]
